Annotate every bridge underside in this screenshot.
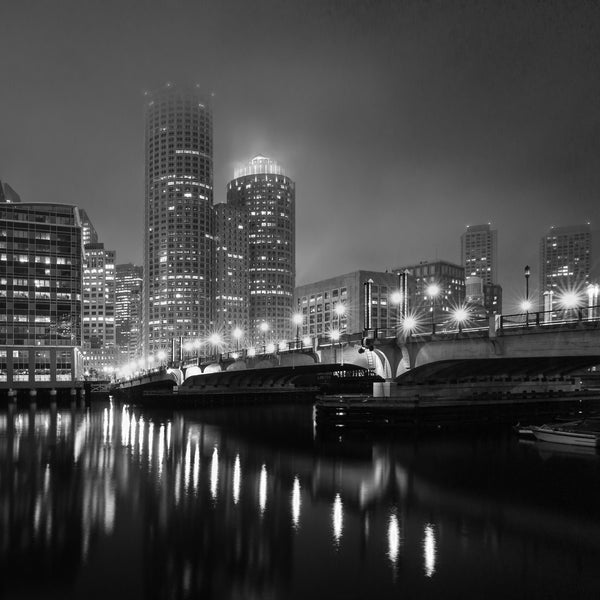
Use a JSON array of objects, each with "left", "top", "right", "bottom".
[
  {"left": 181, "top": 363, "right": 370, "bottom": 391},
  {"left": 397, "top": 356, "right": 600, "bottom": 384}
]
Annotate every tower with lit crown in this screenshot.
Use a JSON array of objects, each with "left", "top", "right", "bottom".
[
  {"left": 143, "top": 83, "right": 214, "bottom": 356},
  {"left": 226, "top": 156, "right": 295, "bottom": 344}
]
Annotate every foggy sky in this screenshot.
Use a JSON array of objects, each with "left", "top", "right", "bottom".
[{"left": 1, "top": 0, "right": 599, "bottom": 310}]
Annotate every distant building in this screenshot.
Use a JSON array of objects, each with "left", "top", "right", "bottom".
[
  {"left": 294, "top": 270, "right": 408, "bottom": 338},
  {"left": 461, "top": 224, "right": 497, "bottom": 285},
  {"left": 540, "top": 224, "right": 592, "bottom": 309},
  {"left": 78, "top": 209, "right": 99, "bottom": 247},
  {"left": 82, "top": 242, "right": 117, "bottom": 376},
  {"left": 214, "top": 203, "right": 249, "bottom": 345},
  {"left": 115, "top": 263, "right": 143, "bottom": 362},
  {"left": 394, "top": 260, "right": 466, "bottom": 323},
  {"left": 465, "top": 276, "right": 502, "bottom": 316},
  {"left": 143, "top": 83, "right": 215, "bottom": 356},
  {"left": 227, "top": 156, "right": 295, "bottom": 344},
  {"left": 0, "top": 202, "right": 83, "bottom": 394},
  {"left": 0, "top": 180, "right": 21, "bottom": 204}
]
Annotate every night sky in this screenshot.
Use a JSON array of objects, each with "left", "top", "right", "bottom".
[{"left": 1, "top": 0, "right": 599, "bottom": 310}]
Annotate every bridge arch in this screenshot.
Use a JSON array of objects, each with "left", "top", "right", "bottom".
[
  {"left": 203, "top": 363, "right": 222, "bottom": 374},
  {"left": 185, "top": 366, "right": 202, "bottom": 381}
]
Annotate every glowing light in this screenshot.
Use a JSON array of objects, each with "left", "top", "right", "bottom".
[
  {"left": 278, "top": 340, "right": 288, "bottom": 351},
  {"left": 232, "top": 327, "right": 243, "bottom": 340},
  {"left": 521, "top": 300, "right": 532, "bottom": 311},
  {"left": 330, "top": 330, "right": 340, "bottom": 342},
  {"left": 558, "top": 291, "right": 582, "bottom": 309},
  {"left": 183, "top": 341, "right": 193, "bottom": 352},
  {"left": 210, "top": 446, "right": 219, "bottom": 500},
  {"left": 266, "top": 342, "right": 276, "bottom": 354},
  {"left": 334, "top": 303, "right": 346, "bottom": 316},
  {"left": 402, "top": 315, "right": 418, "bottom": 333},
  {"left": 423, "top": 524, "right": 437, "bottom": 577},
  {"left": 332, "top": 493, "right": 343, "bottom": 545},
  {"left": 426, "top": 284, "right": 440, "bottom": 297},
  {"left": 231, "top": 352, "right": 239, "bottom": 360},
  {"left": 452, "top": 307, "right": 469, "bottom": 323},
  {"left": 390, "top": 291, "right": 402, "bottom": 304},
  {"left": 184, "top": 438, "right": 191, "bottom": 491},
  {"left": 247, "top": 347, "right": 256, "bottom": 357},
  {"left": 259, "top": 464, "right": 268, "bottom": 513},
  {"left": 208, "top": 333, "right": 222, "bottom": 346},
  {"left": 292, "top": 313, "right": 303, "bottom": 325},
  {"left": 158, "top": 425, "right": 165, "bottom": 478},
  {"left": 233, "top": 454, "right": 241, "bottom": 504},
  {"left": 193, "top": 445, "right": 200, "bottom": 492},
  {"left": 388, "top": 513, "right": 401, "bottom": 564},
  {"left": 157, "top": 350, "right": 167, "bottom": 361},
  {"left": 259, "top": 322, "right": 269, "bottom": 333},
  {"left": 291, "top": 477, "right": 301, "bottom": 529},
  {"left": 302, "top": 336, "right": 312, "bottom": 347}
]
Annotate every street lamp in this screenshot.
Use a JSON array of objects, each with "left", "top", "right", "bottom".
[
  {"left": 259, "top": 322, "right": 269, "bottom": 353},
  {"left": 208, "top": 333, "right": 222, "bottom": 357},
  {"left": 232, "top": 327, "right": 243, "bottom": 352},
  {"left": 334, "top": 303, "right": 345, "bottom": 363},
  {"left": 452, "top": 307, "right": 469, "bottom": 333},
  {"left": 588, "top": 284, "right": 599, "bottom": 320},
  {"left": 292, "top": 313, "right": 303, "bottom": 348},
  {"left": 330, "top": 330, "right": 340, "bottom": 364},
  {"left": 524, "top": 265, "right": 531, "bottom": 326},
  {"left": 426, "top": 284, "right": 440, "bottom": 334}
]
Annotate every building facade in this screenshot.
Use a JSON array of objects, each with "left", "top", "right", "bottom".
[
  {"left": 461, "top": 223, "right": 498, "bottom": 285},
  {"left": 144, "top": 83, "right": 215, "bottom": 357},
  {"left": 115, "top": 263, "right": 143, "bottom": 362},
  {"left": 0, "top": 202, "right": 83, "bottom": 393},
  {"left": 227, "top": 156, "right": 295, "bottom": 344},
  {"left": 539, "top": 224, "right": 592, "bottom": 309},
  {"left": 214, "top": 203, "right": 249, "bottom": 346},
  {"left": 294, "top": 270, "right": 406, "bottom": 339},
  {"left": 394, "top": 260, "right": 466, "bottom": 324}
]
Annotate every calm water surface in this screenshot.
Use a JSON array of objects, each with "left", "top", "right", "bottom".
[{"left": 1, "top": 400, "right": 600, "bottom": 599}]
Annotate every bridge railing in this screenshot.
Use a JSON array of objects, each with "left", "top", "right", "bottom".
[{"left": 499, "top": 305, "right": 600, "bottom": 330}]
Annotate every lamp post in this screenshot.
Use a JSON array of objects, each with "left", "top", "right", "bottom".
[
  {"left": 330, "top": 330, "right": 340, "bottom": 364},
  {"left": 524, "top": 265, "right": 530, "bottom": 326},
  {"left": 259, "top": 322, "right": 269, "bottom": 354},
  {"left": 334, "top": 303, "right": 346, "bottom": 366},
  {"left": 292, "top": 313, "right": 303, "bottom": 349},
  {"left": 588, "top": 284, "right": 599, "bottom": 321},
  {"left": 426, "top": 284, "right": 440, "bottom": 334},
  {"left": 232, "top": 327, "right": 243, "bottom": 353}
]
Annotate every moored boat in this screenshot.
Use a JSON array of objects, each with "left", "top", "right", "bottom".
[{"left": 530, "top": 421, "right": 600, "bottom": 447}]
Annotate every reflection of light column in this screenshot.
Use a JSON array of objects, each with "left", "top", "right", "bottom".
[
  {"left": 332, "top": 493, "right": 343, "bottom": 546},
  {"left": 210, "top": 446, "right": 219, "bottom": 500},
  {"left": 259, "top": 464, "right": 268, "bottom": 513},
  {"left": 388, "top": 513, "right": 401, "bottom": 565},
  {"left": 423, "top": 523, "right": 437, "bottom": 577},
  {"left": 233, "top": 454, "right": 241, "bottom": 504},
  {"left": 291, "top": 477, "right": 301, "bottom": 529}
]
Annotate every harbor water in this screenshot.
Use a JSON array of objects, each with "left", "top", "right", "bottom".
[{"left": 1, "top": 399, "right": 599, "bottom": 599}]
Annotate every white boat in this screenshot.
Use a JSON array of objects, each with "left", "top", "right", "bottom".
[{"left": 530, "top": 422, "right": 600, "bottom": 448}]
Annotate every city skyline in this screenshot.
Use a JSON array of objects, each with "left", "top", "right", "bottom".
[{"left": 1, "top": 1, "right": 599, "bottom": 307}]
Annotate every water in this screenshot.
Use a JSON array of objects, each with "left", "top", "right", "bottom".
[{"left": 1, "top": 400, "right": 600, "bottom": 599}]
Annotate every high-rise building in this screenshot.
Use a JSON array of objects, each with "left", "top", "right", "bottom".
[
  {"left": 394, "top": 260, "right": 466, "bottom": 323},
  {"left": 214, "top": 203, "right": 249, "bottom": 345},
  {"left": 540, "top": 224, "right": 593, "bottom": 308},
  {"left": 461, "top": 224, "right": 497, "bottom": 285},
  {"left": 144, "top": 83, "right": 215, "bottom": 356},
  {"left": 227, "top": 155, "right": 295, "bottom": 344},
  {"left": 115, "top": 263, "right": 143, "bottom": 361},
  {"left": 82, "top": 242, "right": 118, "bottom": 375},
  {"left": 0, "top": 202, "right": 83, "bottom": 394}
]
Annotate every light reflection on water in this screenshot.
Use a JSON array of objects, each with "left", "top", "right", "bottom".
[{"left": 0, "top": 401, "right": 599, "bottom": 599}]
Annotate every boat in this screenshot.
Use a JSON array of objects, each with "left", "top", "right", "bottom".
[{"left": 530, "top": 420, "right": 600, "bottom": 447}]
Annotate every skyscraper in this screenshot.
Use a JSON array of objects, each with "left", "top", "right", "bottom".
[
  {"left": 144, "top": 83, "right": 214, "bottom": 356},
  {"left": 540, "top": 224, "right": 593, "bottom": 307},
  {"left": 214, "top": 203, "right": 249, "bottom": 345},
  {"left": 461, "top": 224, "right": 497, "bottom": 285},
  {"left": 227, "top": 156, "right": 295, "bottom": 344},
  {"left": 115, "top": 263, "right": 143, "bottom": 361}
]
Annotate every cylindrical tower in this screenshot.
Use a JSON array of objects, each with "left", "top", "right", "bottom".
[
  {"left": 143, "top": 83, "right": 214, "bottom": 357},
  {"left": 227, "top": 155, "right": 295, "bottom": 345}
]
